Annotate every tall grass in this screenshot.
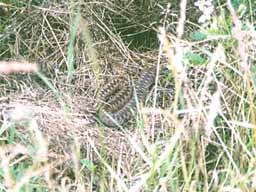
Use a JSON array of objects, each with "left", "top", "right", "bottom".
[{"left": 0, "top": 0, "right": 256, "bottom": 191}]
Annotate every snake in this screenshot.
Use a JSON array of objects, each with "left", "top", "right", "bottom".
[{"left": 97, "top": 66, "right": 157, "bottom": 127}]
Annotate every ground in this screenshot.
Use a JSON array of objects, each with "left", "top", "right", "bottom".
[{"left": 0, "top": 1, "right": 256, "bottom": 191}]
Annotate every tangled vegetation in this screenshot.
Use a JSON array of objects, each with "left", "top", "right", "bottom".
[{"left": 0, "top": 0, "right": 256, "bottom": 191}]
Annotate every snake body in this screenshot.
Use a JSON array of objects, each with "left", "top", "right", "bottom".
[{"left": 98, "top": 67, "right": 157, "bottom": 127}]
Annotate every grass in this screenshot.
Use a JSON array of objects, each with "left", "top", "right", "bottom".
[{"left": 0, "top": 0, "right": 256, "bottom": 191}]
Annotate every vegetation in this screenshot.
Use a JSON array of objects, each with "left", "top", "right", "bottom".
[{"left": 0, "top": 0, "right": 256, "bottom": 191}]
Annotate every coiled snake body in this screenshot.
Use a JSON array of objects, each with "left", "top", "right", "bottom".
[{"left": 97, "top": 67, "right": 157, "bottom": 127}]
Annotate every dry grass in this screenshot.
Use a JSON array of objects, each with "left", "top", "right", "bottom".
[{"left": 0, "top": 0, "right": 256, "bottom": 191}]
